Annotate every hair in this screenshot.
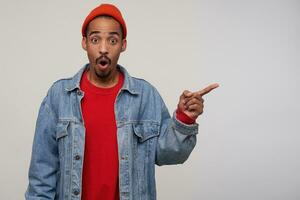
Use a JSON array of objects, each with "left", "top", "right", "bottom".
[{"left": 84, "top": 15, "right": 124, "bottom": 39}]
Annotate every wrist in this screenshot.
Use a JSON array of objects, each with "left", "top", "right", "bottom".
[{"left": 176, "top": 108, "right": 196, "bottom": 124}]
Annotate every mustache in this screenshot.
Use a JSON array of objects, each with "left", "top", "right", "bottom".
[{"left": 96, "top": 55, "right": 111, "bottom": 64}]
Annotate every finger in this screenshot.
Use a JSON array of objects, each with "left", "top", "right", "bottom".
[
  {"left": 187, "top": 104, "right": 203, "bottom": 112},
  {"left": 180, "top": 91, "right": 189, "bottom": 101},
  {"left": 187, "top": 111, "right": 198, "bottom": 120},
  {"left": 185, "top": 98, "right": 203, "bottom": 107},
  {"left": 187, "top": 106, "right": 203, "bottom": 118},
  {"left": 180, "top": 90, "right": 193, "bottom": 105},
  {"left": 179, "top": 91, "right": 191, "bottom": 110},
  {"left": 187, "top": 93, "right": 204, "bottom": 102},
  {"left": 196, "top": 83, "right": 219, "bottom": 96},
  {"left": 179, "top": 93, "right": 185, "bottom": 102},
  {"left": 183, "top": 90, "right": 193, "bottom": 98},
  {"left": 185, "top": 94, "right": 204, "bottom": 102}
]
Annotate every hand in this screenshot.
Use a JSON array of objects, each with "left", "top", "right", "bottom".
[{"left": 178, "top": 83, "right": 219, "bottom": 119}]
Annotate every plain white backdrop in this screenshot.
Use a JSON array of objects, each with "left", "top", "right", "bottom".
[{"left": 0, "top": 0, "right": 299, "bottom": 199}]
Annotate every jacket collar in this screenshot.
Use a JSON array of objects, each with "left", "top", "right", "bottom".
[{"left": 65, "top": 64, "right": 139, "bottom": 95}]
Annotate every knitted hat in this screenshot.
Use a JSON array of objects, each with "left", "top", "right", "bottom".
[{"left": 81, "top": 4, "right": 127, "bottom": 38}]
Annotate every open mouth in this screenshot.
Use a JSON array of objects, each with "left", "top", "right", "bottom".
[
  {"left": 100, "top": 60, "right": 108, "bottom": 66},
  {"left": 96, "top": 57, "right": 111, "bottom": 69}
]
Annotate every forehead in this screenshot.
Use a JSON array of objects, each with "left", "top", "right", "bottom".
[{"left": 88, "top": 17, "right": 122, "bottom": 33}]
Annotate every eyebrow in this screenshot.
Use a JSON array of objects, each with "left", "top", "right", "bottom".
[{"left": 88, "top": 31, "right": 120, "bottom": 37}]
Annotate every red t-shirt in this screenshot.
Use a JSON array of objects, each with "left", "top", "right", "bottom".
[
  {"left": 80, "top": 69, "right": 194, "bottom": 200},
  {"left": 80, "top": 70, "right": 124, "bottom": 200}
]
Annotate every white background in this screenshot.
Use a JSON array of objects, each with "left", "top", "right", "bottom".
[{"left": 0, "top": 0, "right": 299, "bottom": 199}]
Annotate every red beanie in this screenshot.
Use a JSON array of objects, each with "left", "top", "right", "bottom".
[{"left": 82, "top": 4, "right": 127, "bottom": 38}]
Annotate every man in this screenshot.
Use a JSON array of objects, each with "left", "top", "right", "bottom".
[{"left": 25, "top": 3, "right": 218, "bottom": 200}]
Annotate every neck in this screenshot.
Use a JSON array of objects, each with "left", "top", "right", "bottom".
[{"left": 87, "top": 67, "right": 120, "bottom": 88}]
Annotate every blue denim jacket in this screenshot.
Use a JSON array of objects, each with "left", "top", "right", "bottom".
[{"left": 25, "top": 65, "right": 198, "bottom": 200}]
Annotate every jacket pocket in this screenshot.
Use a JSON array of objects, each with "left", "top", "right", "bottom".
[
  {"left": 56, "top": 121, "right": 70, "bottom": 160},
  {"left": 56, "top": 121, "right": 69, "bottom": 140},
  {"left": 55, "top": 121, "right": 70, "bottom": 199},
  {"left": 132, "top": 122, "right": 159, "bottom": 143},
  {"left": 132, "top": 122, "right": 159, "bottom": 197}
]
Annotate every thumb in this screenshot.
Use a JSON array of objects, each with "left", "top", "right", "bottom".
[{"left": 178, "top": 90, "right": 192, "bottom": 110}]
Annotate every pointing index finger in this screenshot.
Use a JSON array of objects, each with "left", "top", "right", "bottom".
[{"left": 196, "top": 83, "right": 219, "bottom": 96}]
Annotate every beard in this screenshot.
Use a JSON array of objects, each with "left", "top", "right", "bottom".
[{"left": 95, "top": 67, "right": 112, "bottom": 79}]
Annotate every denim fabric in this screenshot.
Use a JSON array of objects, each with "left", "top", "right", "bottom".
[{"left": 25, "top": 64, "right": 198, "bottom": 200}]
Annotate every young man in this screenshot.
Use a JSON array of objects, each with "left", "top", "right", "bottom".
[{"left": 25, "top": 4, "right": 218, "bottom": 200}]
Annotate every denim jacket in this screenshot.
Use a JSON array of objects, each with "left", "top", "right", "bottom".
[{"left": 25, "top": 65, "right": 198, "bottom": 200}]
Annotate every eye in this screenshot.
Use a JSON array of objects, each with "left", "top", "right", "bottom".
[
  {"left": 90, "top": 37, "right": 99, "bottom": 44},
  {"left": 109, "top": 38, "right": 118, "bottom": 45}
]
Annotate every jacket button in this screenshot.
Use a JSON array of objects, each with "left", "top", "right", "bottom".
[
  {"left": 77, "top": 90, "right": 83, "bottom": 96},
  {"left": 121, "top": 192, "right": 129, "bottom": 197},
  {"left": 74, "top": 155, "right": 81, "bottom": 160},
  {"left": 121, "top": 155, "right": 128, "bottom": 160},
  {"left": 73, "top": 189, "right": 80, "bottom": 196}
]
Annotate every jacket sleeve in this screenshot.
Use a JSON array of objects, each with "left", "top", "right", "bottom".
[
  {"left": 155, "top": 94, "right": 199, "bottom": 166},
  {"left": 25, "top": 94, "right": 59, "bottom": 199}
]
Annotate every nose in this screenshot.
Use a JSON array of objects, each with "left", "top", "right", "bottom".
[{"left": 99, "top": 40, "right": 108, "bottom": 55}]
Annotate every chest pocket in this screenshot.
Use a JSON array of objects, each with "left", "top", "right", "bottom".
[
  {"left": 56, "top": 121, "right": 69, "bottom": 139},
  {"left": 132, "top": 122, "right": 159, "bottom": 143},
  {"left": 56, "top": 121, "right": 70, "bottom": 158}
]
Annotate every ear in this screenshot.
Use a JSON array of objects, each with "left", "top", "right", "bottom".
[
  {"left": 81, "top": 37, "right": 87, "bottom": 51},
  {"left": 121, "top": 39, "right": 127, "bottom": 52}
]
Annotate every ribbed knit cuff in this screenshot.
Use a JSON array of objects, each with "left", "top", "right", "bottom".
[{"left": 176, "top": 108, "right": 196, "bottom": 124}]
